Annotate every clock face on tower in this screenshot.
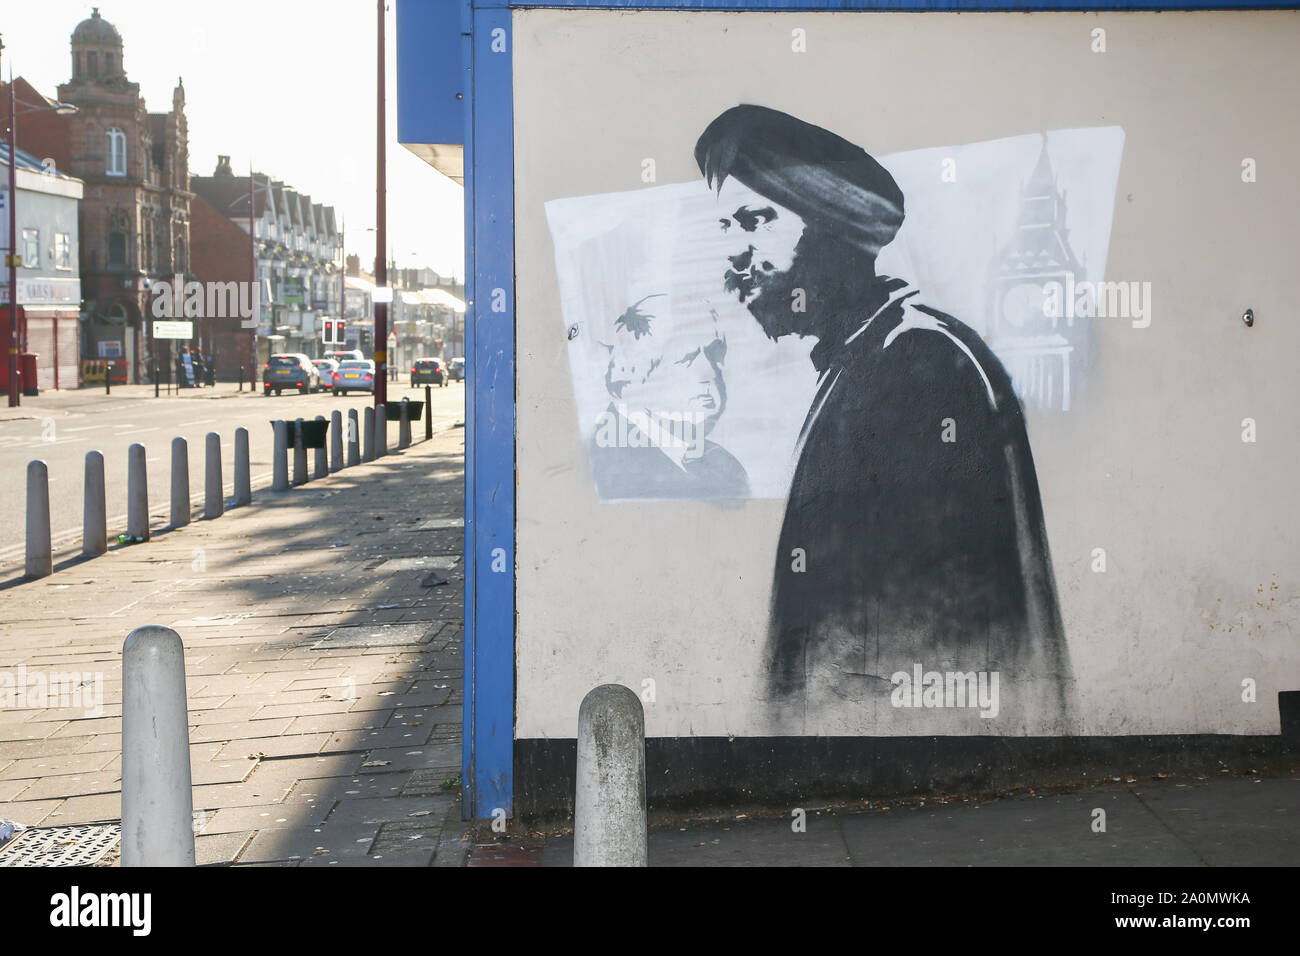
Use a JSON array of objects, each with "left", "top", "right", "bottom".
[{"left": 999, "top": 280, "right": 1056, "bottom": 337}]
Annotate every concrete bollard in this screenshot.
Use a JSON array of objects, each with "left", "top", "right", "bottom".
[
  {"left": 375, "top": 405, "right": 388, "bottom": 458},
  {"left": 313, "top": 416, "right": 329, "bottom": 479},
  {"left": 170, "top": 437, "right": 190, "bottom": 528},
  {"left": 398, "top": 399, "right": 412, "bottom": 450},
  {"left": 293, "top": 418, "right": 308, "bottom": 486},
  {"left": 83, "top": 451, "right": 107, "bottom": 557},
  {"left": 329, "top": 410, "right": 343, "bottom": 473},
  {"left": 25, "top": 460, "right": 53, "bottom": 579},
  {"left": 346, "top": 408, "right": 360, "bottom": 468},
  {"left": 234, "top": 427, "right": 251, "bottom": 506},
  {"left": 272, "top": 420, "right": 289, "bottom": 492},
  {"left": 362, "top": 406, "right": 375, "bottom": 463},
  {"left": 127, "top": 442, "right": 150, "bottom": 541},
  {"left": 121, "top": 625, "right": 195, "bottom": 867},
  {"left": 204, "top": 432, "right": 223, "bottom": 520},
  {"left": 574, "top": 684, "right": 647, "bottom": 867}
]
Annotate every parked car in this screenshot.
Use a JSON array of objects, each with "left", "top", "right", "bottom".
[
  {"left": 311, "top": 358, "right": 340, "bottom": 392},
  {"left": 263, "top": 353, "right": 320, "bottom": 395},
  {"left": 333, "top": 359, "right": 376, "bottom": 394},
  {"left": 411, "top": 358, "right": 447, "bottom": 387},
  {"left": 448, "top": 357, "right": 465, "bottom": 382}
]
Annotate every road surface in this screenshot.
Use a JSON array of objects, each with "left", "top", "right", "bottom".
[{"left": 0, "top": 380, "right": 465, "bottom": 572}]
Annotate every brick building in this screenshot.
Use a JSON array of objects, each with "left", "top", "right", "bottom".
[
  {"left": 13, "top": 9, "right": 192, "bottom": 383},
  {"left": 191, "top": 156, "right": 342, "bottom": 378}
]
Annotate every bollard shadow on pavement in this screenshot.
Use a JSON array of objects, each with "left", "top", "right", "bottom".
[{"left": 0, "top": 431, "right": 471, "bottom": 867}]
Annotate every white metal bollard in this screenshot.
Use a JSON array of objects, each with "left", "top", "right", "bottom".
[
  {"left": 574, "top": 684, "right": 647, "bottom": 867},
  {"left": 293, "top": 418, "right": 308, "bottom": 485},
  {"left": 362, "top": 406, "right": 375, "bottom": 462},
  {"left": 375, "top": 405, "right": 388, "bottom": 458},
  {"left": 204, "top": 432, "right": 223, "bottom": 520},
  {"left": 313, "top": 416, "right": 328, "bottom": 479},
  {"left": 272, "top": 419, "right": 289, "bottom": 492},
  {"left": 329, "top": 410, "right": 343, "bottom": 473},
  {"left": 83, "top": 450, "right": 107, "bottom": 557},
  {"left": 170, "top": 437, "right": 190, "bottom": 528},
  {"left": 398, "top": 399, "right": 411, "bottom": 450},
  {"left": 25, "top": 460, "right": 52, "bottom": 579},
  {"left": 346, "top": 408, "right": 360, "bottom": 467},
  {"left": 121, "top": 625, "right": 195, "bottom": 867},
  {"left": 234, "top": 427, "right": 251, "bottom": 506},
  {"left": 126, "top": 442, "right": 150, "bottom": 541}
]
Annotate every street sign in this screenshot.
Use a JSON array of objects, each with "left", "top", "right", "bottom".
[{"left": 153, "top": 321, "right": 194, "bottom": 340}]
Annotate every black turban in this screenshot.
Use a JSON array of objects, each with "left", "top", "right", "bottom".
[{"left": 694, "top": 105, "right": 904, "bottom": 256}]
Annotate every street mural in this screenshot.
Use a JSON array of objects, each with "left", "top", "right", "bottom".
[{"left": 545, "top": 106, "right": 1124, "bottom": 731}]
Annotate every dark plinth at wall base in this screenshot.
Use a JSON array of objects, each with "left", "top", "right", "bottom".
[{"left": 512, "top": 733, "right": 1297, "bottom": 822}]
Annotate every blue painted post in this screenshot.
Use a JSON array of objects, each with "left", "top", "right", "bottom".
[{"left": 463, "top": 1, "right": 516, "bottom": 821}]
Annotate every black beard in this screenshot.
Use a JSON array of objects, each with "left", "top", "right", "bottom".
[{"left": 731, "top": 230, "right": 879, "bottom": 341}]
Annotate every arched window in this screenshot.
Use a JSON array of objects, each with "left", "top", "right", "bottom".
[
  {"left": 108, "top": 231, "right": 127, "bottom": 268},
  {"left": 106, "top": 128, "right": 126, "bottom": 177}
]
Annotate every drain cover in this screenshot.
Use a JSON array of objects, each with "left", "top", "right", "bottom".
[
  {"left": 0, "top": 824, "right": 121, "bottom": 867},
  {"left": 311, "top": 623, "right": 435, "bottom": 650}
]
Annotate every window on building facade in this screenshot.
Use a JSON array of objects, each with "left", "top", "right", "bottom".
[
  {"left": 106, "top": 128, "right": 127, "bottom": 176},
  {"left": 105, "top": 53, "right": 115, "bottom": 75},
  {"left": 21, "top": 229, "right": 39, "bottom": 268},
  {"left": 87, "top": 51, "right": 99, "bottom": 77},
  {"left": 55, "top": 233, "right": 72, "bottom": 270},
  {"left": 108, "top": 231, "right": 127, "bottom": 269}
]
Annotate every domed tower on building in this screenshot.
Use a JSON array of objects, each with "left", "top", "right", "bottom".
[{"left": 51, "top": 8, "right": 193, "bottom": 383}]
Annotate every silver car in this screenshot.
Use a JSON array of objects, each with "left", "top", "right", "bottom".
[{"left": 332, "top": 359, "right": 376, "bottom": 394}]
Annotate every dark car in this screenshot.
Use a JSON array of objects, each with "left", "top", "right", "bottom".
[
  {"left": 448, "top": 357, "right": 465, "bottom": 382},
  {"left": 263, "top": 353, "right": 320, "bottom": 395},
  {"left": 411, "top": 358, "right": 447, "bottom": 387}
]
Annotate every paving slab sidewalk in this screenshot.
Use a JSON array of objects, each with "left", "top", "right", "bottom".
[
  {"left": 0, "top": 426, "right": 470, "bottom": 866},
  {"left": 470, "top": 772, "right": 1299, "bottom": 867}
]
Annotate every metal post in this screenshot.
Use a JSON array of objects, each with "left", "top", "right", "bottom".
[
  {"left": 121, "top": 625, "right": 195, "bottom": 867},
  {"left": 293, "top": 418, "right": 307, "bottom": 485},
  {"left": 170, "top": 437, "right": 190, "bottom": 528},
  {"left": 574, "top": 684, "right": 647, "bottom": 867},
  {"left": 25, "top": 460, "right": 52, "bottom": 578},
  {"left": 271, "top": 419, "right": 289, "bottom": 492},
  {"left": 362, "top": 406, "right": 375, "bottom": 463},
  {"left": 346, "top": 408, "right": 360, "bottom": 467},
  {"left": 204, "top": 432, "right": 223, "bottom": 519},
  {"left": 329, "top": 410, "right": 343, "bottom": 472},
  {"left": 313, "top": 416, "right": 328, "bottom": 479},
  {"left": 83, "top": 450, "right": 107, "bottom": 557},
  {"left": 425, "top": 384, "right": 432, "bottom": 441},
  {"left": 6, "top": 77, "right": 17, "bottom": 409},
  {"left": 234, "top": 427, "right": 251, "bottom": 505},
  {"left": 374, "top": 0, "right": 388, "bottom": 407},
  {"left": 126, "top": 442, "right": 149, "bottom": 541},
  {"left": 398, "top": 398, "right": 411, "bottom": 449},
  {"left": 375, "top": 404, "right": 388, "bottom": 458}
]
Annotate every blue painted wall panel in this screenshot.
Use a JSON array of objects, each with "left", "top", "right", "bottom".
[
  {"left": 464, "top": 3, "right": 516, "bottom": 820},
  {"left": 396, "top": 0, "right": 467, "bottom": 147}
]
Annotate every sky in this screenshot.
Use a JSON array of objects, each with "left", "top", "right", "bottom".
[{"left": 1, "top": 0, "right": 465, "bottom": 280}]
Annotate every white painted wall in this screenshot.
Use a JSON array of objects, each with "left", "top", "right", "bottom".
[{"left": 513, "top": 9, "right": 1300, "bottom": 739}]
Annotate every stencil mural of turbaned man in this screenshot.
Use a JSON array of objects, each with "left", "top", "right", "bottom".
[
  {"left": 546, "top": 107, "right": 1125, "bottom": 734},
  {"left": 694, "top": 105, "right": 1071, "bottom": 733}
]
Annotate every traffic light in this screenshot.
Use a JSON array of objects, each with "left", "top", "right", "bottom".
[
  {"left": 322, "top": 320, "right": 335, "bottom": 345},
  {"left": 336, "top": 320, "right": 346, "bottom": 345}
]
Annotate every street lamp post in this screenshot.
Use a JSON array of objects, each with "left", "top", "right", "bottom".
[{"left": 373, "top": 0, "right": 388, "bottom": 408}]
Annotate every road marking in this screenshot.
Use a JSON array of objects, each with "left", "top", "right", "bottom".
[{"left": 177, "top": 419, "right": 217, "bottom": 427}]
